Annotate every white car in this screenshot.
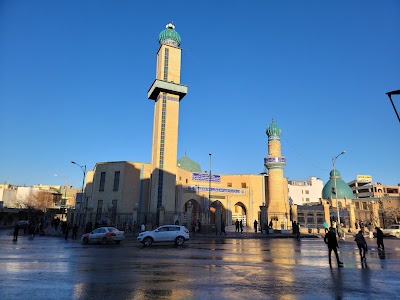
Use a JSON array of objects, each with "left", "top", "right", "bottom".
[
  {"left": 381, "top": 224, "right": 400, "bottom": 238},
  {"left": 137, "top": 225, "right": 190, "bottom": 246},
  {"left": 81, "top": 227, "right": 125, "bottom": 244}
]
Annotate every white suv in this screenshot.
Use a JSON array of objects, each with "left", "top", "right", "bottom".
[
  {"left": 382, "top": 224, "right": 400, "bottom": 238},
  {"left": 137, "top": 225, "right": 190, "bottom": 246}
]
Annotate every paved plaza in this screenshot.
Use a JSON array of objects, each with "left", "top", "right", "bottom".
[{"left": 0, "top": 227, "right": 399, "bottom": 300}]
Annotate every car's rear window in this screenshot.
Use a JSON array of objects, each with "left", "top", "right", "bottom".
[{"left": 108, "top": 227, "right": 118, "bottom": 232}]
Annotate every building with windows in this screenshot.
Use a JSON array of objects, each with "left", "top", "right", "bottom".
[
  {"left": 75, "top": 24, "right": 291, "bottom": 231},
  {"left": 348, "top": 175, "right": 400, "bottom": 199},
  {"left": 288, "top": 177, "right": 324, "bottom": 205}
]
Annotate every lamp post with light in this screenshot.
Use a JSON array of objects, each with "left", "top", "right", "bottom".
[
  {"left": 71, "top": 161, "right": 86, "bottom": 226},
  {"left": 386, "top": 90, "right": 400, "bottom": 123},
  {"left": 208, "top": 153, "right": 212, "bottom": 225},
  {"left": 332, "top": 151, "right": 346, "bottom": 225}
]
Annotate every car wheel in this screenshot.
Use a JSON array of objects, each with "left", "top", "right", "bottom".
[
  {"left": 396, "top": 232, "right": 400, "bottom": 238},
  {"left": 102, "top": 237, "right": 108, "bottom": 245},
  {"left": 115, "top": 240, "right": 121, "bottom": 245},
  {"left": 143, "top": 237, "right": 153, "bottom": 247},
  {"left": 175, "top": 236, "right": 185, "bottom": 246},
  {"left": 82, "top": 237, "right": 89, "bottom": 245}
]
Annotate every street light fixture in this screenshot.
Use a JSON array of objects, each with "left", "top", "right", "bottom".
[
  {"left": 209, "top": 153, "right": 212, "bottom": 225},
  {"left": 386, "top": 90, "right": 400, "bottom": 123},
  {"left": 332, "top": 151, "right": 346, "bottom": 226},
  {"left": 71, "top": 161, "right": 86, "bottom": 226},
  {"left": 71, "top": 161, "right": 86, "bottom": 193}
]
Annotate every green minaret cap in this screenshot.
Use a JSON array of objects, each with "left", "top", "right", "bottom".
[
  {"left": 266, "top": 118, "right": 282, "bottom": 140},
  {"left": 159, "top": 23, "right": 181, "bottom": 47}
]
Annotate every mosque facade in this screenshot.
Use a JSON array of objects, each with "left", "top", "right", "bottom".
[
  {"left": 73, "top": 24, "right": 291, "bottom": 231},
  {"left": 65, "top": 24, "right": 400, "bottom": 233}
]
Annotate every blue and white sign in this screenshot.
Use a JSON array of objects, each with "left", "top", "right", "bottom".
[
  {"left": 264, "top": 157, "right": 286, "bottom": 164},
  {"left": 186, "top": 186, "right": 246, "bottom": 195},
  {"left": 192, "top": 173, "right": 221, "bottom": 183}
]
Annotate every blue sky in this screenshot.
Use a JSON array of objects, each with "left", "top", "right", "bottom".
[{"left": 1, "top": 1, "right": 399, "bottom": 189}]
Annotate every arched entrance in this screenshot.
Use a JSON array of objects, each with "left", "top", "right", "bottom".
[
  {"left": 232, "top": 202, "right": 247, "bottom": 226},
  {"left": 210, "top": 201, "right": 226, "bottom": 225},
  {"left": 184, "top": 199, "right": 201, "bottom": 223}
]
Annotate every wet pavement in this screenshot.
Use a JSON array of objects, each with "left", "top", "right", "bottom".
[{"left": 1, "top": 227, "right": 400, "bottom": 300}]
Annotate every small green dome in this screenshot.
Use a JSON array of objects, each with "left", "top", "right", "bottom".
[
  {"left": 159, "top": 23, "right": 181, "bottom": 47},
  {"left": 266, "top": 119, "right": 282, "bottom": 140},
  {"left": 177, "top": 155, "right": 201, "bottom": 173},
  {"left": 322, "top": 169, "right": 354, "bottom": 200}
]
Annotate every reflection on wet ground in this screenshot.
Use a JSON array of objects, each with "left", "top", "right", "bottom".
[{"left": 0, "top": 229, "right": 400, "bottom": 299}]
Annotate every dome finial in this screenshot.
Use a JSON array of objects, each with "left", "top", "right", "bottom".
[
  {"left": 166, "top": 22, "right": 175, "bottom": 30},
  {"left": 159, "top": 22, "right": 181, "bottom": 47}
]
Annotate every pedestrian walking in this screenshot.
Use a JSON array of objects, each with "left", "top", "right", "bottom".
[
  {"left": 376, "top": 227, "right": 384, "bottom": 251},
  {"left": 323, "top": 220, "right": 329, "bottom": 233},
  {"left": 191, "top": 221, "right": 196, "bottom": 234},
  {"left": 141, "top": 223, "right": 146, "bottom": 232},
  {"left": 65, "top": 224, "right": 71, "bottom": 240},
  {"left": 337, "top": 223, "right": 344, "bottom": 240},
  {"left": 13, "top": 223, "right": 20, "bottom": 241},
  {"left": 254, "top": 220, "right": 258, "bottom": 233},
  {"left": 239, "top": 220, "right": 243, "bottom": 233},
  {"left": 235, "top": 219, "right": 239, "bottom": 232},
  {"left": 72, "top": 224, "right": 78, "bottom": 239},
  {"left": 324, "top": 227, "right": 343, "bottom": 267},
  {"left": 354, "top": 230, "right": 367, "bottom": 261},
  {"left": 295, "top": 222, "right": 300, "bottom": 241},
  {"left": 197, "top": 220, "right": 201, "bottom": 233},
  {"left": 332, "top": 220, "right": 337, "bottom": 234},
  {"left": 220, "top": 220, "right": 226, "bottom": 235}
]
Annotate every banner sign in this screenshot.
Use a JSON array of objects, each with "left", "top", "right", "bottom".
[
  {"left": 192, "top": 173, "right": 221, "bottom": 183},
  {"left": 186, "top": 186, "right": 245, "bottom": 194},
  {"left": 357, "top": 175, "right": 372, "bottom": 183},
  {"left": 264, "top": 157, "right": 286, "bottom": 164}
]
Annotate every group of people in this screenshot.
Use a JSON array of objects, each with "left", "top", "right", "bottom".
[
  {"left": 12, "top": 218, "right": 79, "bottom": 241},
  {"left": 235, "top": 219, "right": 244, "bottom": 233},
  {"left": 324, "top": 225, "right": 385, "bottom": 268},
  {"left": 191, "top": 220, "right": 202, "bottom": 234}
]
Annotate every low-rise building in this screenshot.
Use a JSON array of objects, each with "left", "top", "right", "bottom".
[{"left": 288, "top": 177, "right": 324, "bottom": 205}]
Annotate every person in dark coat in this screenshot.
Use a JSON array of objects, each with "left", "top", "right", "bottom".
[
  {"left": 376, "top": 227, "right": 385, "bottom": 251},
  {"left": 197, "top": 220, "right": 201, "bottom": 233},
  {"left": 324, "top": 227, "right": 343, "bottom": 267},
  {"left": 354, "top": 230, "right": 368, "bottom": 261},
  {"left": 239, "top": 220, "right": 243, "bottom": 233},
  {"left": 65, "top": 224, "right": 71, "bottom": 240},
  {"left": 254, "top": 220, "right": 258, "bottom": 233},
  {"left": 220, "top": 220, "right": 226, "bottom": 235},
  {"left": 235, "top": 219, "right": 239, "bottom": 232},
  {"left": 72, "top": 224, "right": 78, "bottom": 239},
  {"left": 13, "top": 223, "right": 20, "bottom": 241}
]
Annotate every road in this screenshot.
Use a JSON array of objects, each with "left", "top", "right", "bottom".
[{"left": 0, "top": 228, "right": 399, "bottom": 300}]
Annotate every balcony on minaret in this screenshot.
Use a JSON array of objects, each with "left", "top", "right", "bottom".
[
  {"left": 264, "top": 156, "right": 286, "bottom": 169},
  {"left": 148, "top": 79, "right": 188, "bottom": 101}
]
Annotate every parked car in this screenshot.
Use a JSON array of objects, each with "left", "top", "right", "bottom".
[
  {"left": 81, "top": 227, "right": 125, "bottom": 244},
  {"left": 381, "top": 224, "right": 400, "bottom": 238},
  {"left": 137, "top": 225, "right": 190, "bottom": 246}
]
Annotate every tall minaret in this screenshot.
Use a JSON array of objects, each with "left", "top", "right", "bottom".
[
  {"left": 148, "top": 23, "right": 188, "bottom": 223},
  {"left": 264, "top": 119, "right": 289, "bottom": 228}
]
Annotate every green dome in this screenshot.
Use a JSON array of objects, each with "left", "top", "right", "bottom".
[
  {"left": 322, "top": 169, "right": 354, "bottom": 200},
  {"left": 177, "top": 155, "right": 201, "bottom": 173},
  {"left": 266, "top": 119, "right": 282, "bottom": 140},
  {"left": 159, "top": 23, "right": 181, "bottom": 47}
]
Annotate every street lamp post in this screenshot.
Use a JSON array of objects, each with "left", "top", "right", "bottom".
[
  {"left": 71, "top": 161, "right": 86, "bottom": 226},
  {"left": 209, "top": 153, "right": 212, "bottom": 225},
  {"left": 386, "top": 90, "right": 400, "bottom": 123},
  {"left": 332, "top": 151, "right": 346, "bottom": 226}
]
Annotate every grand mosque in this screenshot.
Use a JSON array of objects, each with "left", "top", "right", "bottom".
[
  {"left": 70, "top": 23, "right": 289, "bottom": 231},
  {"left": 68, "top": 24, "right": 397, "bottom": 232}
]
